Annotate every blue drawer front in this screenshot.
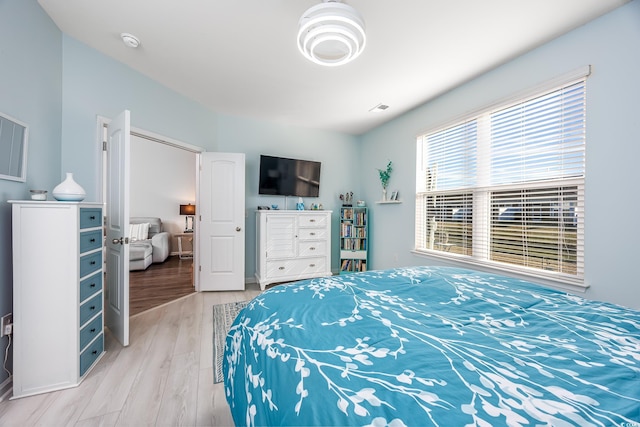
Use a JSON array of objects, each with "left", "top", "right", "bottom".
[
  {"left": 80, "top": 230, "right": 102, "bottom": 253},
  {"left": 80, "top": 313, "right": 102, "bottom": 350},
  {"left": 80, "top": 271, "right": 102, "bottom": 303},
  {"left": 80, "top": 208, "right": 102, "bottom": 229},
  {"left": 80, "top": 334, "right": 104, "bottom": 377},
  {"left": 80, "top": 293, "right": 102, "bottom": 326},
  {"left": 80, "top": 252, "right": 102, "bottom": 278}
]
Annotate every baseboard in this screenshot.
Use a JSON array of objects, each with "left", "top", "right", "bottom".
[{"left": 0, "top": 377, "right": 12, "bottom": 402}]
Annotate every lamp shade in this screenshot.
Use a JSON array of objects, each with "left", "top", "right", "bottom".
[
  {"left": 180, "top": 204, "right": 196, "bottom": 215},
  {"left": 297, "top": 1, "right": 366, "bottom": 67}
]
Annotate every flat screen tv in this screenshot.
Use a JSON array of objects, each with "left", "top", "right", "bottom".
[{"left": 258, "top": 155, "right": 321, "bottom": 197}]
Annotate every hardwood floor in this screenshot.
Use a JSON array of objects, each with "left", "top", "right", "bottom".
[
  {"left": 130, "top": 255, "right": 195, "bottom": 317},
  {"left": 0, "top": 284, "right": 262, "bottom": 426}
]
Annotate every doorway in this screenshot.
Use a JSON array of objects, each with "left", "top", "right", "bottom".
[{"left": 100, "top": 120, "right": 203, "bottom": 316}]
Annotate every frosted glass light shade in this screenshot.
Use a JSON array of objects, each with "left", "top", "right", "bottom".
[{"left": 297, "top": 1, "right": 366, "bottom": 67}]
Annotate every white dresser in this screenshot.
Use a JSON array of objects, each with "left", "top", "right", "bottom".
[
  {"left": 10, "top": 201, "right": 105, "bottom": 399},
  {"left": 255, "top": 210, "right": 332, "bottom": 290}
]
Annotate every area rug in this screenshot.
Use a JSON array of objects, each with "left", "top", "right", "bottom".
[{"left": 213, "top": 300, "right": 249, "bottom": 384}]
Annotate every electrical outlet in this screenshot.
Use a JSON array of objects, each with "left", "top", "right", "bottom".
[{"left": 1, "top": 313, "right": 12, "bottom": 337}]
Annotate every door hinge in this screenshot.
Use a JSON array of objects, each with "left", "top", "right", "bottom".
[{"left": 103, "top": 141, "right": 107, "bottom": 151}]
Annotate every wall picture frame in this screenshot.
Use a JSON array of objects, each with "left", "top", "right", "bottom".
[
  {"left": 0, "top": 111, "right": 29, "bottom": 182},
  {"left": 390, "top": 190, "right": 398, "bottom": 201}
]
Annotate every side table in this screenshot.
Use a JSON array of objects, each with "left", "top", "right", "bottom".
[{"left": 176, "top": 232, "right": 194, "bottom": 259}]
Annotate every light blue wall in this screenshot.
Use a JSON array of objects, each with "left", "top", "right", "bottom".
[
  {"left": 361, "top": 0, "right": 640, "bottom": 309},
  {"left": 216, "top": 114, "right": 360, "bottom": 276},
  {"left": 0, "top": 0, "right": 63, "bottom": 384},
  {"left": 60, "top": 35, "right": 220, "bottom": 201},
  {"left": 60, "top": 37, "right": 359, "bottom": 276}
]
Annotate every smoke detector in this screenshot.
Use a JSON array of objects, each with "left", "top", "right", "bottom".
[{"left": 120, "top": 33, "right": 141, "bottom": 48}]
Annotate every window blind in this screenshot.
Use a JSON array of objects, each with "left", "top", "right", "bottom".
[{"left": 415, "top": 74, "right": 586, "bottom": 284}]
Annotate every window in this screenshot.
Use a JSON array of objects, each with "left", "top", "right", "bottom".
[{"left": 415, "top": 70, "right": 587, "bottom": 285}]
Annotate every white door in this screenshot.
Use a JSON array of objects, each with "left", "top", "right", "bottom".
[
  {"left": 105, "top": 110, "right": 130, "bottom": 346},
  {"left": 198, "top": 152, "right": 245, "bottom": 291}
]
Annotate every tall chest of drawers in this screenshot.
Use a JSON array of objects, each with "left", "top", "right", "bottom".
[
  {"left": 10, "top": 201, "right": 105, "bottom": 399},
  {"left": 255, "top": 210, "right": 332, "bottom": 290}
]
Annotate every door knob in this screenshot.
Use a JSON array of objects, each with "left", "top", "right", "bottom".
[
  {"left": 112, "top": 238, "right": 123, "bottom": 244},
  {"left": 236, "top": 227, "right": 242, "bottom": 232}
]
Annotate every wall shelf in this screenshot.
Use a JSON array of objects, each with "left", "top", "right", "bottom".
[{"left": 376, "top": 200, "right": 402, "bottom": 204}]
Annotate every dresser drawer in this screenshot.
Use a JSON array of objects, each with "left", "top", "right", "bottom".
[
  {"left": 80, "top": 252, "right": 102, "bottom": 278},
  {"left": 266, "top": 257, "right": 326, "bottom": 278},
  {"left": 79, "top": 313, "right": 102, "bottom": 351},
  {"left": 80, "top": 230, "right": 102, "bottom": 253},
  {"left": 80, "top": 293, "right": 102, "bottom": 326},
  {"left": 80, "top": 208, "right": 102, "bottom": 229},
  {"left": 298, "top": 228, "right": 327, "bottom": 240},
  {"left": 299, "top": 214, "right": 328, "bottom": 228},
  {"left": 299, "top": 240, "right": 326, "bottom": 257},
  {"left": 80, "top": 334, "right": 104, "bottom": 377},
  {"left": 80, "top": 271, "right": 102, "bottom": 302}
]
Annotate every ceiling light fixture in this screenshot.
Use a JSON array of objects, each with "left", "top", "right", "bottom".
[
  {"left": 120, "top": 33, "right": 140, "bottom": 48},
  {"left": 297, "top": 0, "right": 366, "bottom": 67}
]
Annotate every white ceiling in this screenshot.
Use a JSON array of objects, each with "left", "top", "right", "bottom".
[{"left": 38, "top": 0, "right": 628, "bottom": 135}]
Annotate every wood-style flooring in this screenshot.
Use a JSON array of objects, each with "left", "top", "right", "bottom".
[
  {"left": 0, "top": 284, "right": 262, "bottom": 426},
  {"left": 129, "top": 255, "right": 195, "bottom": 317}
]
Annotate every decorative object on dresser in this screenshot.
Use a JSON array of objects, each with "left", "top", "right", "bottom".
[
  {"left": 339, "top": 206, "right": 368, "bottom": 274},
  {"left": 52, "top": 172, "right": 86, "bottom": 201},
  {"left": 255, "top": 210, "right": 332, "bottom": 290},
  {"left": 29, "top": 189, "right": 47, "bottom": 200},
  {"left": 9, "top": 201, "right": 105, "bottom": 399}
]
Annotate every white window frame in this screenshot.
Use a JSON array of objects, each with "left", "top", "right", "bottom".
[{"left": 413, "top": 67, "right": 590, "bottom": 290}]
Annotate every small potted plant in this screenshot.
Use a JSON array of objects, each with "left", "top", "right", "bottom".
[{"left": 377, "top": 161, "right": 392, "bottom": 200}]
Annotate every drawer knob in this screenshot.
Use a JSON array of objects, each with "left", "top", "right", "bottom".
[
  {"left": 310, "top": 219, "right": 316, "bottom": 222},
  {"left": 92, "top": 350, "right": 98, "bottom": 355},
  {"left": 90, "top": 283, "right": 96, "bottom": 288},
  {"left": 310, "top": 247, "right": 316, "bottom": 250},
  {"left": 90, "top": 328, "right": 96, "bottom": 333},
  {"left": 310, "top": 232, "right": 316, "bottom": 236},
  {"left": 89, "top": 215, "right": 96, "bottom": 220},
  {"left": 309, "top": 263, "right": 316, "bottom": 267},
  {"left": 279, "top": 266, "right": 285, "bottom": 270},
  {"left": 90, "top": 305, "right": 96, "bottom": 310},
  {"left": 89, "top": 238, "right": 96, "bottom": 243},
  {"left": 90, "top": 261, "right": 96, "bottom": 265}
]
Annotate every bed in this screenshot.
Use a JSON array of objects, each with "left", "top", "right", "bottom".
[{"left": 223, "top": 266, "right": 640, "bottom": 426}]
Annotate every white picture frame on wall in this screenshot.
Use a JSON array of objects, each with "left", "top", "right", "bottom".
[{"left": 0, "top": 111, "right": 29, "bottom": 182}]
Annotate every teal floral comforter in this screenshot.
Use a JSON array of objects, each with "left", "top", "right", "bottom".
[{"left": 224, "top": 266, "right": 640, "bottom": 426}]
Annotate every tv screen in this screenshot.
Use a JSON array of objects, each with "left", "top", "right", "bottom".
[{"left": 258, "top": 155, "right": 321, "bottom": 197}]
